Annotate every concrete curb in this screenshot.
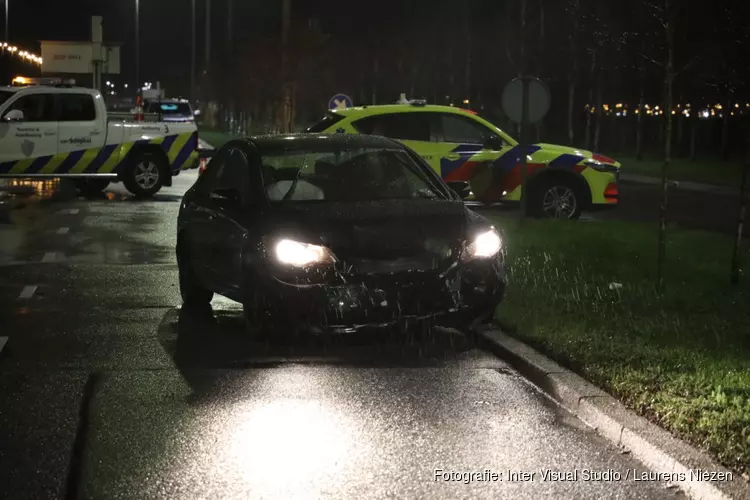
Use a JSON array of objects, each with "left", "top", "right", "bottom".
[
  {"left": 620, "top": 173, "right": 737, "bottom": 197},
  {"left": 476, "top": 328, "right": 750, "bottom": 500}
]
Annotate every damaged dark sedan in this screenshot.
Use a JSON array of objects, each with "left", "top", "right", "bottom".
[{"left": 176, "top": 134, "right": 506, "bottom": 334}]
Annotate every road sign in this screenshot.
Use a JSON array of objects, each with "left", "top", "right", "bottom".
[
  {"left": 501, "top": 77, "right": 550, "bottom": 124},
  {"left": 329, "top": 94, "right": 353, "bottom": 111}
]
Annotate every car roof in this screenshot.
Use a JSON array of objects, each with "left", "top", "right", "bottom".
[
  {"left": 246, "top": 133, "right": 402, "bottom": 150},
  {"left": 331, "top": 104, "right": 477, "bottom": 119}
]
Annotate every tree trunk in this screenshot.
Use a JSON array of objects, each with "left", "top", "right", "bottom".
[
  {"left": 584, "top": 51, "right": 597, "bottom": 151},
  {"left": 657, "top": 2, "right": 675, "bottom": 293},
  {"left": 464, "top": 1, "right": 472, "bottom": 109},
  {"left": 689, "top": 108, "right": 698, "bottom": 161},
  {"left": 567, "top": 81, "right": 576, "bottom": 146},
  {"left": 636, "top": 84, "right": 645, "bottom": 160},
  {"left": 372, "top": 56, "right": 378, "bottom": 105},
  {"left": 731, "top": 151, "right": 748, "bottom": 284},
  {"left": 677, "top": 96, "right": 684, "bottom": 157},
  {"left": 594, "top": 71, "right": 603, "bottom": 152},
  {"left": 721, "top": 90, "right": 731, "bottom": 161}
]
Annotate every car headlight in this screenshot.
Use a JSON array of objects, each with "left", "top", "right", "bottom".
[
  {"left": 464, "top": 228, "right": 502, "bottom": 260},
  {"left": 274, "top": 238, "right": 337, "bottom": 267},
  {"left": 584, "top": 159, "right": 619, "bottom": 173}
]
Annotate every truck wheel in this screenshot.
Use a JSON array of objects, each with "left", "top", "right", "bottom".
[
  {"left": 122, "top": 151, "right": 165, "bottom": 197},
  {"left": 530, "top": 177, "right": 583, "bottom": 220},
  {"left": 75, "top": 179, "right": 110, "bottom": 196}
]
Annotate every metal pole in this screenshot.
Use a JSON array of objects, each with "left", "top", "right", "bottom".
[
  {"left": 520, "top": 77, "right": 530, "bottom": 218},
  {"left": 4, "top": 0, "right": 8, "bottom": 42},
  {"left": 205, "top": 0, "right": 210, "bottom": 69},
  {"left": 226, "top": 0, "right": 233, "bottom": 53},
  {"left": 135, "top": 0, "right": 139, "bottom": 93},
  {"left": 190, "top": 0, "right": 195, "bottom": 104}
]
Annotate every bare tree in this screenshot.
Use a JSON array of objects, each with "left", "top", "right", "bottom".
[{"left": 566, "top": 0, "right": 581, "bottom": 146}]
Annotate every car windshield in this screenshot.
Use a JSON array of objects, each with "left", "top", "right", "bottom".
[
  {"left": 0, "top": 90, "right": 14, "bottom": 107},
  {"left": 259, "top": 146, "right": 444, "bottom": 203},
  {"left": 146, "top": 101, "right": 192, "bottom": 115}
]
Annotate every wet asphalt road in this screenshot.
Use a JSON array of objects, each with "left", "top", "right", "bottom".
[{"left": 0, "top": 173, "right": 679, "bottom": 499}]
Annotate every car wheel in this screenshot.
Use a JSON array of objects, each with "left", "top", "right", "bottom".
[
  {"left": 75, "top": 178, "right": 111, "bottom": 196},
  {"left": 122, "top": 151, "right": 165, "bottom": 197},
  {"left": 177, "top": 242, "right": 213, "bottom": 306},
  {"left": 531, "top": 178, "right": 583, "bottom": 220}
]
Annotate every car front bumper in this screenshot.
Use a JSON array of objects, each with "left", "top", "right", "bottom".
[{"left": 251, "top": 258, "right": 506, "bottom": 333}]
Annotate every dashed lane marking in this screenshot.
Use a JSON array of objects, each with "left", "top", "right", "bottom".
[
  {"left": 18, "top": 285, "right": 37, "bottom": 299},
  {"left": 0, "top": 337, "right": 7, "bottom": 354},
  {"left": 60, "top": 208, "right": 80, "bottom": 215},
  {"left": 57, "top": 227, "right": 70, "bottom": 235}
]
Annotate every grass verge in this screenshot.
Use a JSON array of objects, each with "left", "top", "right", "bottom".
[
  {"left": 489, "top": 215, "right": 750, "bottom": 475},
  {"left": 618, "top": 156, "right": 745, "bottom": 188}
]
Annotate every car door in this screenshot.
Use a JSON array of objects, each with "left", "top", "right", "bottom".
[
  {"left": 56, "top": 93, "right": 107, "bottom": 165},
  {"left": 0, "top": 92, "right": 57, "bottom": 169},
  {"left": 204, "top": 147, "right": 254, "bottom": 300},
  {"left": 182, "top": 148, "right": 229, "bottom": 286},
  {"left": 431, "top": 112, "right": 511, "bottom": 183}
]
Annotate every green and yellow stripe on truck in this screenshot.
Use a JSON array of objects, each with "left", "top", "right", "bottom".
[{"left": 0, "top": 131, "right": 199, "bottom": 175}]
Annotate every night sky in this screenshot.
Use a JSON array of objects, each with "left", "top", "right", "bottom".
[{"left": 1, "top": 0, "right": 284, "bottom": 91}]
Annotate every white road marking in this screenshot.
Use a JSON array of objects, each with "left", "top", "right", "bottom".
[
  {"left": 60, "top": 208, "right": 79, "bottom": 215},
  {"left": 57, "top": 227, "right": 70, "bottom": 235},
  {"left": 0, "top": 337, "right": 7, "bottom": 354},
  {"left": 18, "top": 285, "right": 37, "bottom": 299}
]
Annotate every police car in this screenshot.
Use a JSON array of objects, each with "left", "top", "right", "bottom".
[
  {"left": 0, "top": 78, "right": 200, "bottom": 197},
  {"left": 306, "top": 99, "right": 620, "bottom": 219}
]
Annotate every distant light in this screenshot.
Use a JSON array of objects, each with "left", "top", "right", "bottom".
[
  {"left": 735, "top": 103, "right": 740, "bottom": 108},
  {"left": 615, "top": 103, "right": 622, "bottom": 108},
  {"left": 616, "top": 112, "right": 622, "bottom": 117},
  {"left": 463, "top": 99, "right": 470, "bottom": 104},
  {"left": 124, "top": 84, "right": 128, "bottom": 89},
  {"left": 654, "top": 105, "right": 660, "bottom": 110},
  {"left": 701, "top": 110, "right": 710, "bottom": 119},
  {"left": 672, "top": 110, "right": 676, "bottom": 115},
  {"left": 106, "top": 80, "right": 111, "bottom": 86}
]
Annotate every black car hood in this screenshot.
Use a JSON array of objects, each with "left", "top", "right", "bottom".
[{"left": 263, "top": 199, "right": 467, "bottom": 274}]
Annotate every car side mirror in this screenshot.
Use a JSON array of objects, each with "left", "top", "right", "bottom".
[
  {"left": 483, "top": 135, "right": 504, "bottom": 151},
  {"left": 4, "top": 109, "right": 25, "bottom": 122},
  {"left": 212, "top": 188, "right": 242, "bottom": 208},
  {"left": 446, "top": 181, "right": 471, "bottom": 200}
]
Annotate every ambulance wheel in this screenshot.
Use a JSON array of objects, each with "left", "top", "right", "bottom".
[
  {"left": 75, "top": 179, "right": 111, "bottom": 196},
  {"left": 530, "top": 177, "right": 583, "bottom": 220},
  {"left": 122, "top": 151, "right": 165, "bottom": 197}
]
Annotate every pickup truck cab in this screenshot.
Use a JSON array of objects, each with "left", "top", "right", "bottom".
[{"left": 0, "top": 82, "right": 199, "bottom": 196}]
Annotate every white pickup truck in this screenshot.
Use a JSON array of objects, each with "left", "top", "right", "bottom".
[{"left": 0, "top": 82, "right": 199, "bottom": 196}]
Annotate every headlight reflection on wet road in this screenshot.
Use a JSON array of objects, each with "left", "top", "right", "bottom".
[{"left": 167, "top": 369, "right": 370, "bottom": 499}]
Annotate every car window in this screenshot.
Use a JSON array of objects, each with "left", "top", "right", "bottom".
[
  {"left": 352, "top": 113, "right": 430, "bottom": 141},
  {"left": 5, "top": 93, "right": 56, "bottom": 122},
  {"left": 193, "top": 149, "right": 228, "bottom": 195},
  {"left": 305, "top": 112, "right": 344, "bottom": 132},
  {"left": 259, "top": 145, "right": 444, "bottom": 203},
  {"left": 214, "top": 149, "right": 252, "bottom": 203},
  {"left": 438, "top": 114, "right": 493, "bottom": 144},
  {"left": 57, "top": 94, "right": 96, "bottom": 121}
]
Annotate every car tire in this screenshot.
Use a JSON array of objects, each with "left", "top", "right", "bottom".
[
  {"left": 530, "top": 177, "right": 583, "bottom": 220},
  {"left": 177, "top": 242, "right": 213, "bottom": 307},
  {"left": 75, "top": 178, "right": 111, "bottom": 196},
  {"left": 122, "top": 151, "right": 165, "bottom": 197}
]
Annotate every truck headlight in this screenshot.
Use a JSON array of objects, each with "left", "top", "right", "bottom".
[
  {"left": 274, "top": 239, "right": 337, "bottom": 267},
  {"left": 464, "top": 228, "right": 502, "bottom": 260}
]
